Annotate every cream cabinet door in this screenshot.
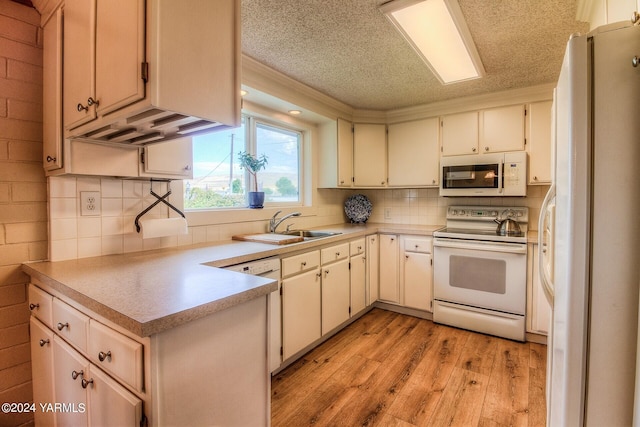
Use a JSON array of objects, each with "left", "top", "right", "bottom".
[
  {"left": 353, "top": 123, "right": 387, "bottom": 186},
  {"left": 53, "top": 336, "right": 89, "bottom": 427},
  {"left": 43, "top": 8, "right": 63, "bottom": 171},
  {"left": 62, "top": 0, "right": 95, "bottom": 130},
  {"left": 141, "top": 137, "right": 193, "bottom": 179},
  {"left": 350, "top": 252, "right": 367, "bottom": 316},
  {"left": 440, "top": 111, "right": 478, "bottom": 156},
  {"left": 337, "top": 118, "right": 353, "bottom": 187},
  {"left": 527, "top": 100, "right": 553, "bottom": 184},
  {"left": 321, "top": 258, "right": 350, "bottom": 335},
  {"left": 479, "top": 105, "right": 525, "bottom": 153},
  {"left": 95, "top": 0, "right": 145, "bottom": 116},
  {"left": 366, "top": 234, "right": 379, "bottom": 304},
  {"left": 87, "top": 364, "right": 143, "bottom": 427},
  {"left": 378, "top": 234, "right": 399, "bottom": 303},
  {"left": 30, "top": 317, "right": 56, "bottom": 427},
  {"left": 388, "top": 118, "right": 440, "bottom": 186},
  {"left": 403, "top": 252, "right": 432, "bottom": 311},
  {"left": 282, "top": 268, "right": 321, "bottom": 360}
]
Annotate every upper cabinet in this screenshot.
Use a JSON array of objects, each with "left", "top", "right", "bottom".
[
  {"left": 526, "top": 100, "right": 553, "bottom": 184},
  {"left": 337, "top": 118, "right": 354, "bottom": 187},
  {"left": 318, "top": 118, "right": 354, "bottom": 188},
  {"left": 42, "top": 8, "right": 63, "bottom": 172},
  {"left": 388, "top": 118, "right": 439, "bottom": 187},
  {"left": 441, "top": 105, "right": 526, "bottom": 156},
  {"left": 478, "top": 104, "right": 525, "bottom": 153},
  {"left": 63, "top": 0, "right": 145, "bottom": 131},
  {"left": 353, "top": 123, "right": 387, "bottom": 187},
  {"left": 440, "top": 111, "right": 478, "bottom": 156},
  {"left": 50, "top": 0, "right": 240, "bottom": 147}
]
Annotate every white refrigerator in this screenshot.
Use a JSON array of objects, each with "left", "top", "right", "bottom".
[{"left": 539, "top": 22, "right": 640, "bottom": 426}]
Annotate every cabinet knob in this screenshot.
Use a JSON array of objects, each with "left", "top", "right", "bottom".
[
  {"left": 533, "top": 176, "right": 538, "bottom": 181},
  {"left": 472, "top": 147, "right": 477, "bottom": 152},
  {"left": 325, "top": 270, "right": 330, "bottom": 275},
  {"left": 301, "top": 261, "right": 307, "bottom": 267},
  {"left": 357, "top": 246, "right": 362, "bottom": 251},
  {"left": 633, "top": 56, "right": 639, "bottom": 68},
  {"left": 81, "top": 378, "right": 94, "bottom": 389},
  {"left": 335, "top": 252, "right": 340, "bottom": 257},
  {"left": 632, "top": 11, "right": 640, "bottom": 24},
  {"left": 46, "top": 156, "right": 56, "bottom": 163},
  {"left": 29, "top": 303, "right": 39, "bottom": 310},
  {"left": 87, "top": 97, "right": 99, "bottom": 107},
  {"left": 485, "top": 146, "right": 489, "bottom": 151},
  {"left": 39, "top": 339, "right": 50, "bottom": 347},
  {"left": 71, "top": 370, "right": 83, "bottom": 380},
  {"left": 381, "top": 181, "right": 385, "bottom": 185},
  {"left": 57, "top": 322, "right": 69, "bottom": 331},
  {"left": 184, "top": 165, "right": 192, "bottom": 171},
  {"left": 432, "top": 179, "right": 436, "bottom": 184},
  {"left": 77, "top": 103, "right": 89, "bottom": 112},
  {"left": 98, "top": 351, "right": 112, "bottom": 362},
  {"left": 405, "top": 255, "right": 409, "bottom": 259}
]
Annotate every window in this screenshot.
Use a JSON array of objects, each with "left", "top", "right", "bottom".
[{"left": 184, "top": 115, "right": 302, "bottom": 210}]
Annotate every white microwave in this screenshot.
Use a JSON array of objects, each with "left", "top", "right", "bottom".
[{"left": 439, "top": 152, "right": 527, "bottom": 197}]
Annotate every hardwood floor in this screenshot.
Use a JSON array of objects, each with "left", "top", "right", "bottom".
[{"left": 271, "top": 308, "right": 547, "bottom": 427}]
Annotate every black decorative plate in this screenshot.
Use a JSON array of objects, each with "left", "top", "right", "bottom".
[{"left": 344, "top": 194, "right": 372, "bottom": 223}]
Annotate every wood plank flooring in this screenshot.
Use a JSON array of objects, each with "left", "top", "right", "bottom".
[{"left": 271, "top": 308, "right": 547, "bottom": 427}]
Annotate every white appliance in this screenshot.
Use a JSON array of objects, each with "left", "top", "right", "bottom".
[
  {"left": 433, "top": 206, "right": 528, "bottom": 341},
  {"left": 225, "top": 257, "right": 281, "bottom": 373},
  {"left": 539, "top": 22, "right": 640, "bottom": 426},
  {"left": 439, "top": 151, "right": 527, "bottom": 197}
]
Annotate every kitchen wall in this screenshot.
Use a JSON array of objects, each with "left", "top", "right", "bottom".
[
  {"left": 0, "top": 1, "right": 45, "bottom": 426},
  {"left": 47, "top": 175, "right": 548, "bottom": 261}
]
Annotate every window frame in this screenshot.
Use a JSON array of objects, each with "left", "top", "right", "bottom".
[{"left": 184, "top": 113, "right": 305, "bottom": 212}]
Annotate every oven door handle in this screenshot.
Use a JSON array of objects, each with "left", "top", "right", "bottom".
[{"left": 433, "top": 238, "right": 527, "bottom": 254}]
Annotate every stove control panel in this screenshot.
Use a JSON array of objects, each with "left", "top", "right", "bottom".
[{"left": 447, "top": 206, "right": 528, "bottom": 222}]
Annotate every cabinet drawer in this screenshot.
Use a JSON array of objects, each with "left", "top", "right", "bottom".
[
  {"left": 349, "top": 239, "right": 366, "bottom": 256},
  {"left": 29, "top": 285, "right": 54, "bottom": 329},
  {"left": 282, "top": 251, "right": 320, "bottom": 278},
  {"left": 53, "top": 298, "right": 89, "bottom": 352},
  {"left": 321, "top": 243, "right": 350, "bottom": 264},
  {"left": 89, "top": 320, "right": 144, "bottom": 392},
  {"left": 403, "top": 236, "right": 432, "bottom": 253}
]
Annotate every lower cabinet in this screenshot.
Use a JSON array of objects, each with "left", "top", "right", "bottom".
[
  {"left": 379, "top": 234, "right": 400, "bottom": 303},
  {"left": 30, "top": 317, "right": 55, "bottom": 427},
  {"left": 281, "top": 251, "right": 322, "bottom": 360},
  {"left": 52, "top": 336, "right": 142, "bottom": 426},
  {"left": 366, "top": 234, "right": 380, "bottom": 304},
  {"left": 350, "top": 238, "right": 367, "bottom": 316},
  {"left": 321, "top": 243, "right": 351, "bottom": 335},
  {"left": 401, "top": 236, "right": 433, "bottom": 311}
]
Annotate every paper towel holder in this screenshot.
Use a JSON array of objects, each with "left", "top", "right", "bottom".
[{"left": 135, "top": 179, "right": 186, "bottom": 233}]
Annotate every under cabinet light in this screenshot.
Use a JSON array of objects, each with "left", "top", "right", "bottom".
[{"left": 380, "top": 0, "right": 485, "bottom": 84}]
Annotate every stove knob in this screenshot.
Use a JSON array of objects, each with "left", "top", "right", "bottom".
[
  {"left": 459, "top": 210, "right": 465, "bottom": 216},
  {"left": 452, "top": 210, "right": 458, "bottom": 215},
  {"left": 491, "top": 211, "right": 498, "bottom": 216}
]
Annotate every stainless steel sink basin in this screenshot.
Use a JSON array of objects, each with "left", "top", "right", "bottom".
[{"left": 283, "top": 230, "right": 342, "bottom": 240}]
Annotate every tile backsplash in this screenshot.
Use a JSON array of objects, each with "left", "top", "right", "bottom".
[{"left": 48, "top": 175, "right": 549, "bottom": 261}]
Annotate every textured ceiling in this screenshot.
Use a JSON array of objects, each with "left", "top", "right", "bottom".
[{"left": 242, "top": 0, "right": 590, "bottom": 110}]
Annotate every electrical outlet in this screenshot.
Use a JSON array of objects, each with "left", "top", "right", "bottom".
[
  {"left": 80, "top": 191, "right": 101, "bottom": 216},
  {"left": 384, "top": 208, "right": 392, "bottom": 219}
]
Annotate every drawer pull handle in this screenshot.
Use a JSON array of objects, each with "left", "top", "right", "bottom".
[
  {"left": 301, "top": 261, "right": 307, "bottom": 267},
  {"left": 46, "top": 155, "right": 56, "bottom": 163},
  {"left": 29, "top": 303, "right": 39, "bottom": 310},
  {"left": 39, "top": 339, "right": 50, "bottom": 347},
  {"left": 71, "top": 370, "right": 83, "bottom": 380},
  {"left": 81, "top": 378, "right": 94, "bottom": 389},
  {"left": 336, "top": 252, "right": 340, "bottom": 257},
  {"left": 57, "top": 322, "right": 69, "bottom": 331},
  {"left": 98, "top": 351, "right": 112, "bottom": 362}
]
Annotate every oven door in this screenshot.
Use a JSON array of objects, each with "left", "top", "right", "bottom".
[{"left": 433, "top": 238, "right": 527, "bottom": 314}]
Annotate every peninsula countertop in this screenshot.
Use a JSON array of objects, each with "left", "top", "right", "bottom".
[{"left": 22, "top": 223, "right": 444, "bottom": 337}]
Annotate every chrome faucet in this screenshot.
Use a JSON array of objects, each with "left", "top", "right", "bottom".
[{"left": 270, "top": 210, "right": 301, "bottom": 233}]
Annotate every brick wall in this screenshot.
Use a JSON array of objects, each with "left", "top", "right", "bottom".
[{"left": 0, "top": 1, "right": 45, "bottom": 426}]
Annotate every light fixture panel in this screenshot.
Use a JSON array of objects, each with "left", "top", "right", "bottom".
[{"left": 381, "top": 0, "right": 485, "bottom": 84}]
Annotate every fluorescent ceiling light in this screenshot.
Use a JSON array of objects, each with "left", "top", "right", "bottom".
[{"left": 380, "top": 0, "right": 485, "bottom": 84}]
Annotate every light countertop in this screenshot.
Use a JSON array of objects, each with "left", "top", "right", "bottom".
[{"left": 22, "top": 223, "right": 444, "bottom": 337}]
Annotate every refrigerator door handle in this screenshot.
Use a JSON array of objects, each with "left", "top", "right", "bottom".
[{"left": 538, "top": 184, "right": 556, "bottom": 305}]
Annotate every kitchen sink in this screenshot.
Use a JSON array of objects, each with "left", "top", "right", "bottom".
[{"left": 283, "top": 230, "right": 342, "bottom": 240}]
